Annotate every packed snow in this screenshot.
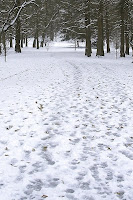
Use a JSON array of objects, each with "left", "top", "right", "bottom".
[{"left": 0, "top": 43, "right": 133, "bottom": 200}]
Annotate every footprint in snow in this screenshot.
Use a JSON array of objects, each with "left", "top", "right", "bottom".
[
  {"left": 25, "top": 179, "right": 43, "bottom": 195},
  {"left": 19, "top": 165, "right": 27, "bottom": 173},
  {"left": 120, "top": 150, "right": 133, "bottom": 160},
  {"left": 105, "top": 169, "right": 113, "bottom": 181},
  {"left": 79, "top": 182, "right": 90, "bottom": 190},
  {"left": 66, "top": 194, "right": 78, "bottom": 200}
]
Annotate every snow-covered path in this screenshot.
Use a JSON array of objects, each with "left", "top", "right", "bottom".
[{"left": 0, "top": 48, "right": 133, "bottom": 200}]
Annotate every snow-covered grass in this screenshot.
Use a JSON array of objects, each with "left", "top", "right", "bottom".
[{"left": 0, "top": 43, "right": 133, "bottom": 200}]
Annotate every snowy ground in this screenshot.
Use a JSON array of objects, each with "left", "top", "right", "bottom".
[{"left": 0, "top": 44, "right": 133, "bottom": 200}]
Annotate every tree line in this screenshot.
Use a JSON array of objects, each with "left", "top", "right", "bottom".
[{"left": 0, "top": 0, "right": 133, "bottom": 57}]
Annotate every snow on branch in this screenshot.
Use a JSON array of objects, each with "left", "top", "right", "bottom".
[
  {"left": 63, "top": 28, "right": 85, "bottom": 36},
  {"left": 0, "top": 0, "right": 38, "bottom": 33},
  {"left": 44, "top": 8, "right": 60, "bottom": 31}
]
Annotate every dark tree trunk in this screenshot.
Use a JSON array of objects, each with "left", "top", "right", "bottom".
[
  {"left": 3, "top": 32, "right": 6, "bottom": 61},
  {"left": 131, "top": 20, "right": 133, "bottom": 58},
  {"left": 15, "top": 0, "right": 21, "bottom": 53},
  {"left": 15, "top": 18, "right": 21, "bottom": 53},
  {"left": 0, "top": 32, "right": 2, "bottom": 55},
  {"left": 26, "top": 36, "right": 28, "bottom": 47},
  {"left": 50, "top": 24, "right": 54, "bottom": 41},
  {"left": 40, "top": 40, "right": 44, "bottom": 47},
  {"left": 125, "top": 25, "right": 129, "bottom": 55},
  {"left": 85, "top": 0, "right": 91, "bottom": 57},
  {"left": 33, "top": 37, "right": 36, "bottom": 48},
  {"left": 37, "top": 37, "right": 39, "bottom": 49},
  {"left": 21, "top": 33, "right": 23, "bottom": 48},
  {"left": 131, "top": 34, "right": 133, "bottom": 58},
  {"left": 120, "top": 1, "right": 125, "bottom": 57},
  {"left": 36, "top": 12, "right": 39, "bottom": 49},
  {"left": 33, "top": 34, "right": 39, "bottom": 49},
  {"left": 40, "top": 33, "right": 45, "bottom": 47},
  {"left": 97, "top": 0, "right": 104, "bottom": 56},
  {"left": 125, "top": 33, "right": 129, "bottom": 55},
  {"left": 106, "top": 10, "right": 110, "bottom": 53},
  {"left": 10, "top": 37, "right": 13, "bottom": 48}
]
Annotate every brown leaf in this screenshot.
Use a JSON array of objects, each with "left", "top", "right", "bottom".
[
  {"left": 43, "top": 146, "right": 48, "bottom": 151},
  {"left": 42, "top": 195, "right": 48, "bottom": 198}
]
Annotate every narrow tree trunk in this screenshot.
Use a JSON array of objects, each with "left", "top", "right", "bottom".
[
  {"left": 10, "top": 37, "right": 13, "bottom": 48},
  {"left": 40, "top": 40, "right": 44, "bottom": 47},
  {"left": 21, "top": 33, "right": 23, "bottom": 48},
  {"left": 36, "top": 29, "right": 39, "bottom": 49},
  {"left": 125, "top": 25, "right": 129, "bottom": 55},
  {"left": 50, "top": 24, "right": 54, "bottom": 41},
  {"left": 37, "top": 37, "right": 39, "bottom": 49},
  {"left": 36, "top": 13, "right": 39, "bottom": 49},
  {"left": 97, "top": 0, "right": 104, "bottom": 56},
  {"left": 15, "top": 18, "right": 21, "bottom": 53},
  {"left": 115, "top": 29, "right": 119, "bottom": 59},
  {"left": 85, "top": 0, "right": 91, "bottom": 57},
  {"left": 15, "top": 0, "right": 21, "bottom": 53},
  {"left": 33, "top": 37, "right": 36, "bottom": 48},
  {"left": 125, "top": 33, "right": 129, "bottom": 55},
  {"left": 26, "top": 36, "right": 28, "bottom": 47},
  {"left": 120, "top": 2, "right": 125, "bottom": 57},
  {"left": 106, "top": 10, "right": 110, "bottom": 53},
  {"left": 0, "top": 32, "right": 2, "bottom": 55},
  {"left": 131, "top": 20, "right": 133, "bottom": 59},
  {"left": 40, "top": 33, "right": 45, "bottom": 47},
  {"left": 3, "top": 32, "right": 6, "bottom": 62}
]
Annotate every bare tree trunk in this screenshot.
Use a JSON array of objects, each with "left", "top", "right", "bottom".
[
  {"left": 10, "top": 37, "right": 13, "bottom": 48},
  {"left": 40, "top": 40, "right": 44, "bottom": 47},
  {"left": 125, "top": 33, "right": 129, "bottom": 55},
  {"left": 15, "top": 0, "right": 21, "bottom": 53},
  {"left": 37, "top": 37, "right": 39, "bottom": 49},
  {"left": 131, "top": 20, "right": 133, "bottom": 59},
  {"left": 125, "top": 25, "right": 129, "bottom": 55},
  {"left": 106, "top": 10, "right": 110, "bottom": 53},
  {"left": 40, "top": 33, "right": 45, "bottom": 47},
  {"left": 97, "top": 0, "right": 104, "bottom": 56},
  {"left": 36, "top": 12, "right": 39, "bottom": 49},
  {"left": 33, "top": 37, "right": 36, "bottom": 48},
  {"left": 120, "top": 1, "right": 125, "bottom": 57},
  {"left": 26, "top": 36, "right": 28, "bottom": 47},
  {"left": 85, "top": 0, "right": 91, "bottom": 57},
  {"left": 21, "top": 33, "right": 23, "bottom": 48},
  {"left": 0, "top": 32, "right": 2, "bottom": 55},
  {"left": 50, "top": 24, "right": 54, "bottom": 41},
  {"left": 15, "top": 17, "right": 21, "bottom": 53},
  {"left": 3, "top": 32, "right": 7, "bottom": 62}
]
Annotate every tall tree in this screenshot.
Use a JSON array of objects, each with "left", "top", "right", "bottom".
[
  {"left": 85, "top": 0, "right": 91, "bottom": 57},
  {"left": 97, "top": 0, "right": 104, "bottom": 56},
  {"left": 119, "top": 0, "right": 125, "bottom": 57},
  {"left": 105, "top": 1, "right": 110, "bottom": 53},
  {"left": 15, "top": 0, "right": 21, "bottom": 53}
]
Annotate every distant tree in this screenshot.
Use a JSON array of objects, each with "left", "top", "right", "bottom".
[{"left": 0, "top": 0, "right": 132, "bottom": 59}]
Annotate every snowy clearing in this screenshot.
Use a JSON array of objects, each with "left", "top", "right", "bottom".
[{"left": 0, "top": 45, "right": 133, "bottom": 200}]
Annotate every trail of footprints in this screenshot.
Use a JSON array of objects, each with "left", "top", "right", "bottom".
[{"left": 0, "top": 60, "right": 133, "bottom": 200}]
